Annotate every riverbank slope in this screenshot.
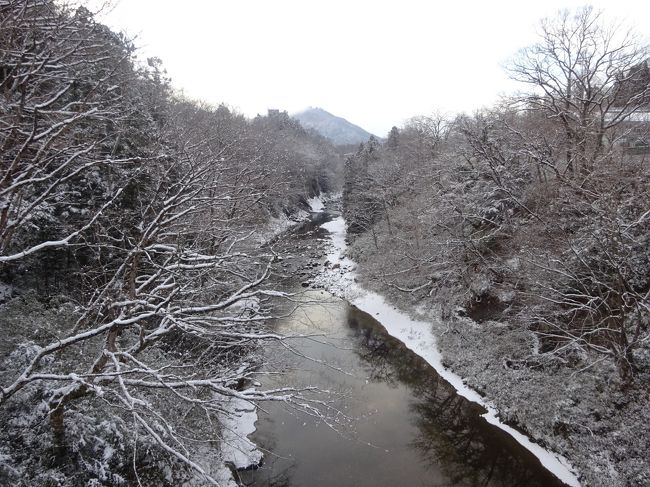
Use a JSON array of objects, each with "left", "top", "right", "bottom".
[{"left": 311, "top": 204, "right": 649, "bottom": 487}]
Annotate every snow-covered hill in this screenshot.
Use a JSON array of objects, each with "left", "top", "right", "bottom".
[{"left": 293, "top": 107, "right": 374, "bottom": 145}]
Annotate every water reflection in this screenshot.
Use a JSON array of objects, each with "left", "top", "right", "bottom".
[
  {"left": 241, "top": 294, "right": 566, "bottom": 487},
  {"left": 347, "top": 307, "right": 564, "bottom": 487}
]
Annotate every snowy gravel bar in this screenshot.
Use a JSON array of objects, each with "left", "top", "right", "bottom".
[
  {"left": 307, "top": 196, "right": 325, "bottom": 212},
  {"left": 316, "top": 216, "right": 581, "bottom": 487}
]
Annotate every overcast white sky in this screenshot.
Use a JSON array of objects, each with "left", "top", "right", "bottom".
[{"left": 93, "top": 0, "right": 650, "bottom": 136}]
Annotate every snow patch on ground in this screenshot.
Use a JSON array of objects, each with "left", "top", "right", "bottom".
[
  {"left": 213, "top": 391, "right": 262, "bottom": 486},
  {"left": 320, "top": 218, "right": 354, "bottom": 266},
  {"left": 313, "top": 215, "right": 581, "bottom": 487},
  {"left": 307, "top": 196, "right": 324, "bottom": 212},
  {"left": 219, "top": 392, "right": 261, "bottom": 469}
]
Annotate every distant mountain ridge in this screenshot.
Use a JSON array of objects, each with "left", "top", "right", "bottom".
[{"left": 292, "top": 107, "right": 374, "bottom": 146}]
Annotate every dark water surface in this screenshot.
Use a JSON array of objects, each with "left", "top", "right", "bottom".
[{"left": 240, "top": 214, "right": 566, "bottom": 487}]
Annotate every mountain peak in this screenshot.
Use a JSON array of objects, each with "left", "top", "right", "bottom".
[{"left": 292, "top": 107, "right": 374, "bottom": 146}]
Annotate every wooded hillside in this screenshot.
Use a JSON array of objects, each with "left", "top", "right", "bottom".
[{"left": 0, "top": 1, "right": 340, "bottom": 484}]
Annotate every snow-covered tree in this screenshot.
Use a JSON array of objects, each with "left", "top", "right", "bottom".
[
  {"left": 0, "top": 2, "right": 339, "bottom": 484},
  {"left": 508, "top": 5, "right": 650, "bottom": 176}
]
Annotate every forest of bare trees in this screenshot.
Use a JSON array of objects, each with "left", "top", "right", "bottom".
[
  {"left": 345, "top": 6, "right": 650, "bottom": 383},
  {"left": 0, "top": 1, "right": 342, "bottom": 484},
  {"left": 343, "top": 7, "right": 650, "bottom": 486},
  {"left": 344, "top": 9, "right": 649, "bottom": 483}
]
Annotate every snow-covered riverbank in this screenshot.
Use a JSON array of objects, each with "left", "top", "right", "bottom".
[
  {"left": 256, "top": 195, "right": 329, "bottom": 246},
  {"left": 212, "top": 392, "right": 262, "bottom": 486},
  {"left": 313, "top": 216, "right": 581, "bottom": 487}
]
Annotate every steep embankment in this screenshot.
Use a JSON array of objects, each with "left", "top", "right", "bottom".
[{"left": 318, "top": 206, "right": 650, "bottom": 486}]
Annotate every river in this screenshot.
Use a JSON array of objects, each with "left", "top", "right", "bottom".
[{"left": 239, "top": 210, "right": 571, "bottom": 487}]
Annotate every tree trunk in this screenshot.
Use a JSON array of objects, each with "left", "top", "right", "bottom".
[{"left": 49, "top": 403, "right": 68, "bottom": 465}]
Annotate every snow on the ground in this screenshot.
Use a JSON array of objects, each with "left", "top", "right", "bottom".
[
  {"left": 314, "top": 214, "right": 581, "bottom": 487},
  {"left": 218, "top": 392, "right": 262, "bottom": 468},
  {"left": 307, "top": 196, "right": 324, "bottom": 212},
  {"left": 213, "top": 391, "right": 262, "bottom": 486},
  {"left": 320, "top": 218, "right": 355, "bottom": 266}
]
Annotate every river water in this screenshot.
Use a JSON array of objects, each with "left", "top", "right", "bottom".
[{"left": 239, "top": 212, "right": 569, "bottom": 487}]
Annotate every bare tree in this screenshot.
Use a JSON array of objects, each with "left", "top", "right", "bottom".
[
  {"left": 0, "top": 2, "right": 338, "bottom": 484},
  {"left": 457, "top": 104, "right": 650, "bottom": 382},
  {"left": 508, "top": 6, "right": 650, "bottom": 177},
  {"left": 0, "top": 0, "right": 151, "bottom": 264}
]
